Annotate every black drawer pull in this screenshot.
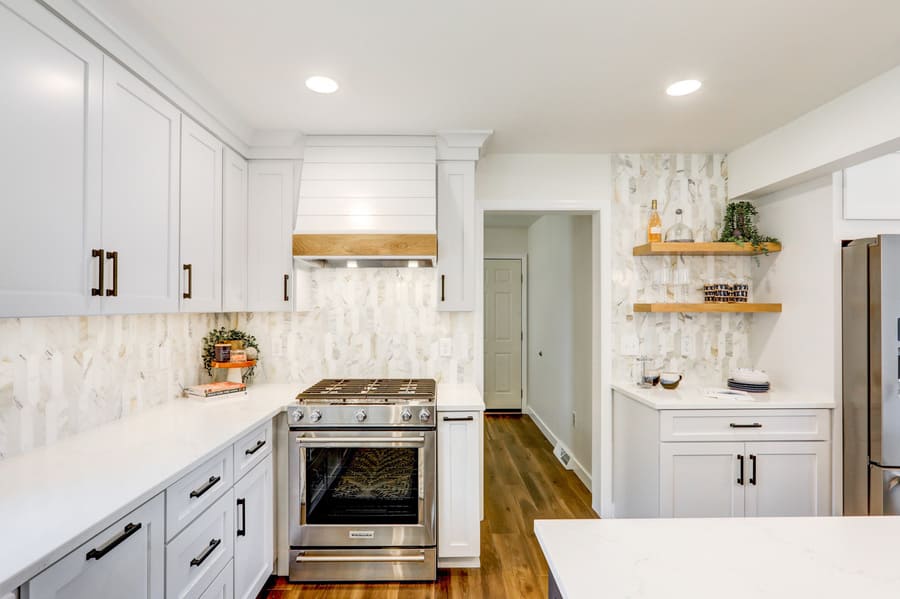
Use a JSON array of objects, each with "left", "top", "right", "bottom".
[
  {"left": 236, "top": 498, "right": 247, "bottom": 537},
  {"left": 189, "top": 475, "right": 221, "bottom": 499},
  {"left": 244, "top": 439, "right": 266, "bottom": 455},
  {"left": 737, "top": 454, "right": 745, "bottom": 485},
  {"left": 442, "top": 416, "right": 475, "bottom": 422},
  {"left": 729, "top": 423, "right": 762, "bottom": 429},
  {"left": 190, "top": 538, "right": 221, "bottom": 567},
  {"left": 441, "top": 274, "right": 446, "bottom": 302},
  {"left": 749, "top": 454, "right": 757, "bottom": 485},
  {"left": 85, "top": 522, "right": 142, "bottom": 561}
]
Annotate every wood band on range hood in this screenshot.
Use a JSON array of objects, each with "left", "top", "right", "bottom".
[{"left": 292, "top": 234, "right": 437, "bottom": 257}]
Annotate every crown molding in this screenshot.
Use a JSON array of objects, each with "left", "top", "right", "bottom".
[{"left": 436, "top": 130, "right": 494, "bottom": 161}]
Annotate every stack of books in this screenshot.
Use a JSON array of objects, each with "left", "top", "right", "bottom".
[{"left": 184, "top": 381, "right": 247, "bottom": 398}]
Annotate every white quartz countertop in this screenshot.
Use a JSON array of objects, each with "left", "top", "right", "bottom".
[
  {"left": 0, "top": 382, "right": 304, "bottom": 595},
  {"left": 612, "top": 382, "right": 835, "bottom": 410},
  {"left": 535, "top": 517, "right": 900, "bottom": 599},
  {"left": 436, "top": 383, "right": 484, "bottom": 411}
]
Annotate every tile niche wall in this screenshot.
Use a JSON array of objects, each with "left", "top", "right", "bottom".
[
  {"left": 0, "top": 268, "right": 473, "bottom": 459},
  {"left": 611, "top": 153, "right": 755, "bottom": 385}
]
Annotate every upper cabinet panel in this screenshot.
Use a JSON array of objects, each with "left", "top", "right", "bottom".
[
  {"left": 101, "top": 58, "right": 181, "bottom": 314},
  {"left": 0, "top": 0, "right": 103, "bottom": 317},
  {"left": 436, "top": 161, "right": 475, "bottom": 311},
  {"left": 180, "top": 116, "right": 223, "bottom": 313},
  {"left": 296, "top": 136, "right": 436, "bottom": 235},
  {"left": 223, "top": 148, "right": 249, "bottom": 312},
  {"left": 248, "top": 160, "right": 295, "bottom": 312}
]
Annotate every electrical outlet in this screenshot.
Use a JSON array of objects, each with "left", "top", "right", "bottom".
[
  {"left": 439, "top": 338, "right": 453, "bottom": 357},
  {"left": 621, "top": 335, "right": 639, "bottom": 356},
  {"left": 681, "top": 334, "right": 694, "bottom": 357}
]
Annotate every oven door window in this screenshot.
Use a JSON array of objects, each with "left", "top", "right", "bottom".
[{"left": 305, "top": 446, "right": 420, "bottom": 525}]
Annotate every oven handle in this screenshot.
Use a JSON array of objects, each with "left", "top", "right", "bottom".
[
  {"left": 296, "top": 435, "right": 426, "bottom": 447},
  {"left": 295, "top": 552, "right": 426, "bottom": 563}
]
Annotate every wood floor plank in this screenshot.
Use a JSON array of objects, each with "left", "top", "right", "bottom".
[{"left": 260, "top": 414, "right": 598, "bottom": 599}]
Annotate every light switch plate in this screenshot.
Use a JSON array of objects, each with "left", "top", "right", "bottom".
[
  {"left": 681, "top": 334, "right": 694, "bottom": 357},
  {"left": 439, "top": 338, "right": 453, "bottom": 357}
]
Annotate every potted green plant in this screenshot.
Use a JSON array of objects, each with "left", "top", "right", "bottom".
[
  {"left": 201, "top": 327, "right": 260, "bottom": 382},
  {"left": 718, "top": 201, "right": 779, "bottom": 254}
]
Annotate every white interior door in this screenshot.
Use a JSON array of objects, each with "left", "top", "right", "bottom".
[{"left": 484, "top": 259, "right": 523, "bottom": 410}]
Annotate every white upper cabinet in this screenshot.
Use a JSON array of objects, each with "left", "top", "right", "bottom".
[
  {"left": 843, "top": 153, "right": 900, "bottom": 220},
  {"left": 248, "top": 161, "right": 295, "bottom": 312},
  {"left": 101, "top": 58, "right": 181, "bottom": 314},
  {"left": 436, "top": 161, "right": 476, "bottom": 311},
  {"left": 0, "top": 0, "right": 103, "bottom": 317},
  {"left": 223, "top": 148, "right": 249, "bottom": 312},
  {"left": 180, "top": 116, "right": 223, "bottom": 313},
  {"left": 296, "top": 136, "right": 436, "bottom": 235}
]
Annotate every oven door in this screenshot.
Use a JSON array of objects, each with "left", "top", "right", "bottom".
[{"left": 290, "top": 429, "right": 436, "bottom": 548}]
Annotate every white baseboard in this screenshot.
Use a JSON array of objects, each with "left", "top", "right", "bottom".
[
  {"left": 438, "top": 557, "right": 480, "bottom": 568},
  {"left": 526, "top": 407, "right": 592, "bottom": 491}
]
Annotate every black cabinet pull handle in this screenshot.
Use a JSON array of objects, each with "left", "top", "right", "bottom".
[
  {"left": 189, "top": 475, "right": 221, "bottom": 499},
  {"left": 91, "top": 249, "right": 104, "bottom": 296},
  {"left": 183, "top": 264, "right": 192, "bottom": 299},
  {"left": 85, "top": 522, "right": 141, "bottom": 561},
  {"left": 236, "top": 498, "right": 246, "bottom": 537},
  {"left": 737, "top": 454, "right": 745, "bottom": 485},
  {"left": 105, "top": 251, "right": 118, "bottom": 297},
  {"left": 283, "top": 274, "right": 290, "bottom": 301},
  {"left": 441, "top": 274, "right": 446, "bottom": 302},
  {"left": 729, "top": 423, "right": 762, "bottom": 429},
  {"left": 442, "top": 416, "right": 475, "bottom": 422},
  {"left": 190, "top": 538, "right": 221, "bottom": 567},
  {"left": 749, "top": 454, "right": 757, "bottom": 485},
  {"left": 244, "top": 439, "right": 266, "bottom": 455}
]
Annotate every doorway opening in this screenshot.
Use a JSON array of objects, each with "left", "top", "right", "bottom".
[{"left": 482, "top": 211, "right": 593, "bottom": 490}]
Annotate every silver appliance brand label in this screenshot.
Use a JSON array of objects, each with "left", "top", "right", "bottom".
[{"left": 349, "top": 530, "right": 375, "bottom": 539}]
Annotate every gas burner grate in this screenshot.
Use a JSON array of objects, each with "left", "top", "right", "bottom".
[{"left": 297, "top": 378, "right": 436, "bottom": 402}]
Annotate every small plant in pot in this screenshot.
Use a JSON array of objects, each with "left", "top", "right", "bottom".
[
  {"left": 201, "top": 327, "right": 260, "bottom": 383},
  {"left": 718, "top": 201, "right": 779, "bottom": 255}
]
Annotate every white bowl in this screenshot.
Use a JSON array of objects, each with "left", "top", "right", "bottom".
[{"left": 729, "top": 368, "right": 769, "bottom": 385}]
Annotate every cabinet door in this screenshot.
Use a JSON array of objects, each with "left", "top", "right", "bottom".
[
  {"left": 222, "top": 148, "right": 249, "bottom": 312},
  {"left": 101, "top": 57, "right": 180, "bottom": 314},
  {"left": 23, "top": 493, "right": 164, "bottom": 599},
  {"left": 180, "top": 116, "right": 223, "bottom": 312},
  {"left": 233, "top": 454, "right": 273, "bottom": 599},
  {"left": 436, "top": 161, "right": 475, "bottom": 311},
  {"left": 660, "top": 442, "right": 746, "bottom": 518},
  {"left": 437, "top": 411, "right": 481, "bottom": 559},
  {"left": 247, "top": 161, "right": 294, "bottom": 312},
  {"left": 0, "top": 0, "right": 102, "bottom": 317},
  {"left": 744, "top": 442, "right": 831, "bottom": 517}
]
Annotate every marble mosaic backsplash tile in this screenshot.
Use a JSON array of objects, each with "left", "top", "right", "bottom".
[
  {"left": 612, "top": 153, "right": 752, "bottom": 385},
  {"left": 0, "top": 268, "right": 472, "bottom": 459}
]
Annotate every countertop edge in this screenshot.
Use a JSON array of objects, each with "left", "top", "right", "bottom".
[{"left": 611, "top": 383, "right": 836, "bottom": 410}]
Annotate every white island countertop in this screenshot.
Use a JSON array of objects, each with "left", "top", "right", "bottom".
[
  {"left": 0, "top": 382, "right": 305, "bottom": 595},
  {"left": 535, "top": 517, "right": 900, "bottom": 599},
  {"left": 436, "top": 383, "right": 485, "bottom": 411},
  {"left": 612, "top": 382, "right": 835, "bottom": 410}
]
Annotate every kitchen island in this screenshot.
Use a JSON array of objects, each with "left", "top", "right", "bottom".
[{"left": 535, "top": 517, "right": 900, "bottom": 598}]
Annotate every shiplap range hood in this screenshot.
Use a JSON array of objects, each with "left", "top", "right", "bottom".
[{"left": 293, "top": 135, "right": 437, "bottom": 267}]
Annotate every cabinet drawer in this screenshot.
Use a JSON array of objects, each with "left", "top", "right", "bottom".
[
  {"left": 165, "top": 490, "right": 234, "bottom": 599},
  {"left": 166, "top": 448, "right": 233, "bottom": 540},
  {"left": 198, "top": 559, "right": 233, "bottom": 599},
  {"left": 23, "top": 493, "right": 164, "bottom": 599},
  {"left": 233, "top": 421, "right": 272, "bottom": 482},
  {"left": 660, "top": 410, "right": 831, "bottom": 442}
]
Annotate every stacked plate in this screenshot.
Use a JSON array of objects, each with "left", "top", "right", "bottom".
[{"left": 728, "top": 368, "right": 770, "bottom": 393}]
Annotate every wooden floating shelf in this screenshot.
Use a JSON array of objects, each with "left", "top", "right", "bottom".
[
  {"left": 210, "top": 360, "right": 257, "bottom": 369},
  {"left": 632, "top": 242, "right": 782, "bottom": 256},
  {"left": 633, "top": 303, "right": 782, "bottom": 313}
]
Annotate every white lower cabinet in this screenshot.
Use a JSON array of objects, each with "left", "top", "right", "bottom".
[
  {"left": 743, "top": 441, "right": 831, "bottom": 517},
  {"left": 22, "top": 493, "right": 164, "bottom": 599},
  {"left": 660, "top": 442, "right": 746, "bottom": 518},
  {"left": 166, "top": 489, "right": 235, "bottom": 599},
  {"left": 437, "top": 411, "right": 481, "bottom": 565},
  {"left": 198, "top": 560, "right": 233, "bottom": 599},
  {"left": 233, "top": 454, "right": 274, "bottom": 599}
]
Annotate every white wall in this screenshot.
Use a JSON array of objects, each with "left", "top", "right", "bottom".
[
  {"left": 484, "top": 227, "right": 528, "bottom": 257},
  {"left": 526, "top": 215, "right": 592, "bottom": 479}
]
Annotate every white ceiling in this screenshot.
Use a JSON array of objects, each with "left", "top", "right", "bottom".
[{"left": 85, "top": 0, "right": 900, "bottom": 153}]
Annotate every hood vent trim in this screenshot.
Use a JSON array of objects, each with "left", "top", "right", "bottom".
[{"left": 292, "top": 234, "right": 437, "bottom": 259}]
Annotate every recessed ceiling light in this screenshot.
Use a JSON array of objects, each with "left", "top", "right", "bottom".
[
  {"left": 666, "top": 79, "right": 702, "bottom": 97},
  {"left": 305, "top": 76, "right": 339, "bottom": 94}
]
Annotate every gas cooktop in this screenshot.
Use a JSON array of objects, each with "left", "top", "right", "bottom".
[
  {"left": 290, "top": 379, "right": 436, "bottom": 427},
  {"left": 296, "top": 379, "right": 436, "bottom": 403}
]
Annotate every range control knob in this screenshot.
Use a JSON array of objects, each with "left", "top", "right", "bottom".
[
  {"left": 355, "top": 409, "right": 367, "bottom": 423},
  {"left": 418, "top": 408, "right": 432, "bottom": 423},
  {"left": 401, "top": 409, "right": 412, "bottom": 422},
  {"left": 309, "top": 409, "right": 322, "bottom": 423},
  {"left": 290, "top": 410, "right": 303, "bottom": 423}
]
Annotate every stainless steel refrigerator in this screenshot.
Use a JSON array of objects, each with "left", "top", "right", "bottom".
[{"left": 843, "top": 235, "right": 900, "bottom": 515}]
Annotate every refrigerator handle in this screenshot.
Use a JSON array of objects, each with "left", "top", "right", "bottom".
[{"left": 889, "top": 476, "right": 900, "bottom": 493}]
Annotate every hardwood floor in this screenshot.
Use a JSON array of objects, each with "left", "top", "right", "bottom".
[{"left": 261, "top": 414, "right": 597, "bottom": 598}]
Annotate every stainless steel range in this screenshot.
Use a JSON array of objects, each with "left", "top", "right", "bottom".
[{"left": 287, "top": 379, "right": 437, "bottom": 582}]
